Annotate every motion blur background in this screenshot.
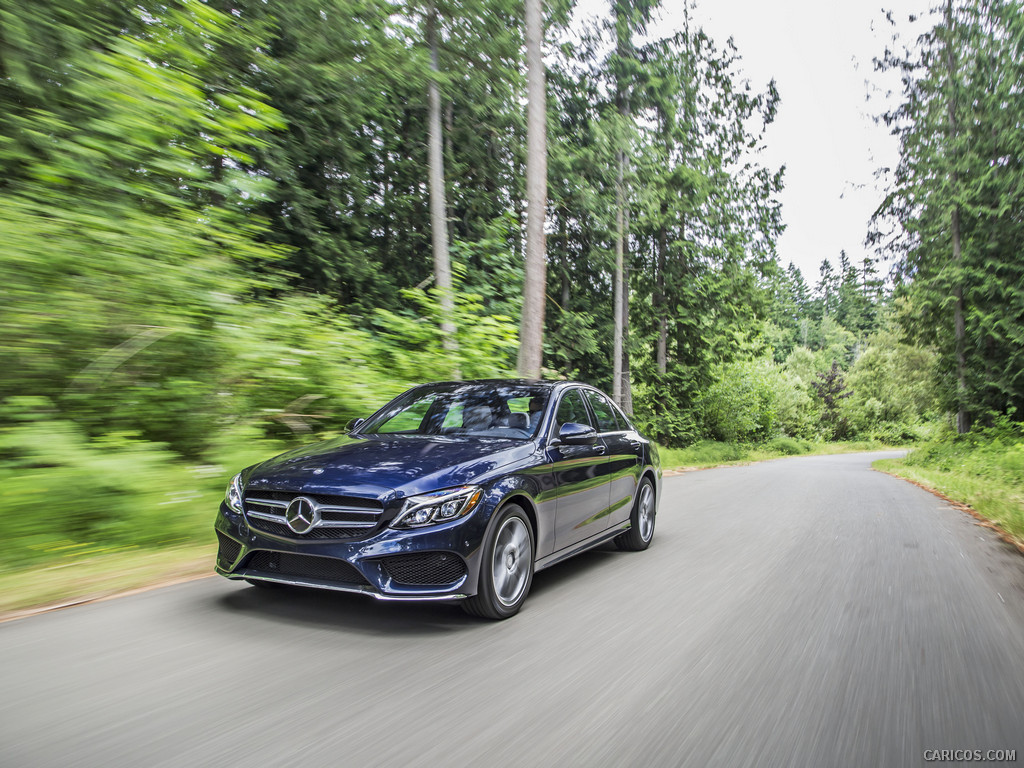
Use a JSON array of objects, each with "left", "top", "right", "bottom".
[{"left": 2, "top": 0, "right": 1022, "bottom": 609}]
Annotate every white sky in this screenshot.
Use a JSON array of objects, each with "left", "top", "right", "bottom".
[{"left": 572, "top": 0, "right": 930, "bottom": 285}]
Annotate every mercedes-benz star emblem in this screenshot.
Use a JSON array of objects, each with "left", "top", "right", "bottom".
[{"left": 285, "top": 496, "right": 319, "bottom": 534}]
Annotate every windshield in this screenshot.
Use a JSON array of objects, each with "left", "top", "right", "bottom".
[{"left": 359, "top": 383, "right": 550, "bottom": 440}]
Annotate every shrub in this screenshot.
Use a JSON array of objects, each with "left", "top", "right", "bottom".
[
  {"left": 701, "top": 357, "right": 816, "bottom": 442},
  {"left": 767, "top": 436, "right": 810, "bottom": 455}
]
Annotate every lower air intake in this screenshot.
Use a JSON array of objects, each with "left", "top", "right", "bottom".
[
  {"left": 245, "top": 551, "right": 369, "bottom": 586},
  {"left": 217, "top": 532, "right": 242, "bottom": 566},
  {"left": 380, "top": 552, "right": 467, "bottom": 586}
]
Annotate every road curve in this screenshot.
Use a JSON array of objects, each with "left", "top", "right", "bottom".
[{"left": 3, "top": 451, "right": 1024, "bottom": 767}]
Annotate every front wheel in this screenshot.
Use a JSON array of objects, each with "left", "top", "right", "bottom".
[
  {"left": 463, "top": 504, "right": 535, "bottom": 620},
  {"left": 615, "top": 478, "right": 656, "bottom": 551}
]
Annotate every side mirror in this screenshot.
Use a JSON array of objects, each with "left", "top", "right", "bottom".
[
  {"left": 556, "top": 422, "right": 598, "bottom": 445},
  {"left": 348, "top": 417, "right": 366, "bottom": 432}
]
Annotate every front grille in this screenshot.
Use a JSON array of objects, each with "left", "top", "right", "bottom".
[
  {"left": 380, "top": 552, "right": 467, "bottom": 586},
  {"left": 248, "top": 490, "right": 382, "bottom": 510},
  {"left": 245, "top": 551, "right": 369, "bottom": 586},
  {"left": 247, "top": 517, "right": 370, "bottom": 540},
  {"left": 217, "top": 532, "right": 242, "bottom": 565},
  {"left": 243, "top": 491, "right": 382, "bottom": 541}
]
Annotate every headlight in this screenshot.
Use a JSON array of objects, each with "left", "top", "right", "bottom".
[
  {"left": 225, "top": 473, "right": 244, "bottom": 514},
  {"left": 391, "top": 486, "right": 483, "bottom": 529}
]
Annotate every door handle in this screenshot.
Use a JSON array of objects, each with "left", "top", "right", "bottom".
[{"left": 593, "top": 444, "right": 607, "bottom": 455}]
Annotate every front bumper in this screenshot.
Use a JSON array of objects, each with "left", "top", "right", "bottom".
[{"left": 214, "top": 501, "right": 488, "bottom": 600}]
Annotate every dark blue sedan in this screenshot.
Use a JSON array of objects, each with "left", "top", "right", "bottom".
[{"left": 215, "top": 380, "right": 661, "bottom": 618}]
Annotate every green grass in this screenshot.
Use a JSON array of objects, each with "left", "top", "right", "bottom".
[
  {"left": 874, "top": 436, "right": 1024, "bottom": 545},
  {"left": 658, "top": 438, "right": 891, "bottom": 471},
  {"left": 0, "top": 544, "right": 214, "bottom": 619}
]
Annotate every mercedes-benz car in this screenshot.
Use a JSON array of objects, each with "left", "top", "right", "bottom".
[{"left": 214, "top": 380, "right": 661, "bottom": 619}]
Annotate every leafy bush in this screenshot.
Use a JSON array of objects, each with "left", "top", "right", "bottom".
[
  {"left": 866, "top": 422, "right": 926, "bottom": 445},
  {"left": 0, "top": 398, "right": 294, "bottom": 570},
  {"left": 659, "top": 440, "right": 748, "bottom": 467},
  {"left": 766, "top": 436, "right": 811, "bottom": 455},
  {"left": 842, "top": 332, "right": 938, "bottom": 437},
  {"left": 701, "top": 357, "right": 815, "bottom": 442}
]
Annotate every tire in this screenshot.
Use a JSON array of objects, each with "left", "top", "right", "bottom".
[
  {"left": 462, "top": 504, "right": 535, "bottom": 620},
  {"left": 615, "top": 477, "right": 656, "bottom": 551}
]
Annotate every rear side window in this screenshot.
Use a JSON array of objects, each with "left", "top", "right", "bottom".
[
  {"left": 585, "top": 391, "right": 621, "bottom": 432},
  {"left": 554, "top": 389, "right": 592, "bottom": 432},
  {"left": 611, "top": 401, "right": 635, "bottom": 431}
]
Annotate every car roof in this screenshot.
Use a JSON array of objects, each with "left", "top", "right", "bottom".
[{"left": 414, "top": 379, "right": 590, "bottom": 393}]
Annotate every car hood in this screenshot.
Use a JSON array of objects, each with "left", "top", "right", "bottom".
[{"left": 243, "top": 434, "right": 537, "bottom": 502}]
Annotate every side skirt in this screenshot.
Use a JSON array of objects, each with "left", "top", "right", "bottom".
[{"left": 534, "top": 523, "right": 630, "bottom": 573}]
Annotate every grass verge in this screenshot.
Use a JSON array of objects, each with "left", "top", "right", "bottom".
[
  {"left": 659, "top": 438, "right": 892, "bottom": 473},
  {"left": 874, "top": 437, "right": 1024, "bottom": 550},
  {"left": 0, "top": 543, "right": 214, "bottom": 621}
]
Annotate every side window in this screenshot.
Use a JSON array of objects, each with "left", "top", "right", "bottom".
[
  {"left": 554, "top": 389, "right": 593, "bottom": 433},
  {"left": 441, "top": 403, "right": 464, "bottom": 429},
  {"left": 585, "top": 391, "right": 620, "bottom": 433}
]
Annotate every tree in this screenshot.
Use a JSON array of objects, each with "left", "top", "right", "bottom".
[
  {"left": 813, "top": 361, "right": 852, "bottom": 439},
  {"left": 873, "top": 0, "right": 1024, "bottom": 429},
  {"left": 425, "top": 1, "right": 457, "bottom": 367},
  {"left": 625, "top": 19, "right": 784, "bottom": 445},
  {"left": 517, "top": 0, "right": 547, "bottom": 378},
  {"left": 609, "top": 0, "right": 658, "bottom": 413}
]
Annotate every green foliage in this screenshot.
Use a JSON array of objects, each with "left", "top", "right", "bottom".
[
  {"left": 873, "top": 0, "right": 1024, "bottom": 426},
  {"left": 0, "top": 0, "right": 285, "bottom": 455},
  {"left": 701, "top": 357, "right": 813, "bottom": 443},
  {"left": 842, "top": 330, "right": 938, "bottom": 434},
  {"left": 0, "top": 401, "right": 215, "bottom": 569},
  {"left": 372, "top": 286, "right": 519, "bottom": 383},
  {"left": 547, "top": 13, "right": 786, "bottom": 439},
  {"left": 1, "top": 0, "right": 976, "bottom": 593},
  {"left": 0, "top": 396, "right": 298, "bottom": 570}
]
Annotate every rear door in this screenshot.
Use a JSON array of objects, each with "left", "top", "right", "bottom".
[{"left": 583, "top": 389, "right": 640, "bottom": 529}]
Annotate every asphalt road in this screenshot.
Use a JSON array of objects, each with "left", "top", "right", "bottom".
[{"left": 3, "top": 452, "right": 1024, "bottom": 768}]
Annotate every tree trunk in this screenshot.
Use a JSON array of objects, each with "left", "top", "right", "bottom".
[
  {"left": 612, "top": 0, "right": 633, "bottom": 411},
  {"left": 655, "top": 205, "right": 668, "bottom": 376},
  {"left": 444, "top": 100, "right": 455, "bottom": 245},
  {"left": 613, "top": 151, "right": 624, "bottom": 404},
  {"left": 517, "top": 0, "right": 547, "bottom": 379},
  {"left": 426, "top": 2, "right": 457, "bottom": 373},
  {"left": 945, "top": 0, "right": 969, "bottom": 433},
  {"left": 621, "top": 235, "right": 633, "bottom": 415}
]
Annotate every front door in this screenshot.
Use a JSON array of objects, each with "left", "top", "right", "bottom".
[{"left": 548, "top": 388, "right": 613, "bottom": 551}]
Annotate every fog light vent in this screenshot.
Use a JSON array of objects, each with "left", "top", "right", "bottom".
[{"left": 380, "top": 552, "right": 467, "bottom": 586}]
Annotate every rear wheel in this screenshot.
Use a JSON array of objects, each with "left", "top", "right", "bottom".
[
  {"left": 463, "top": 504, "right": 534, "bottom": 620},
  {"left": 615, "top": 478, "right": 656, "bottom": 551}
]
